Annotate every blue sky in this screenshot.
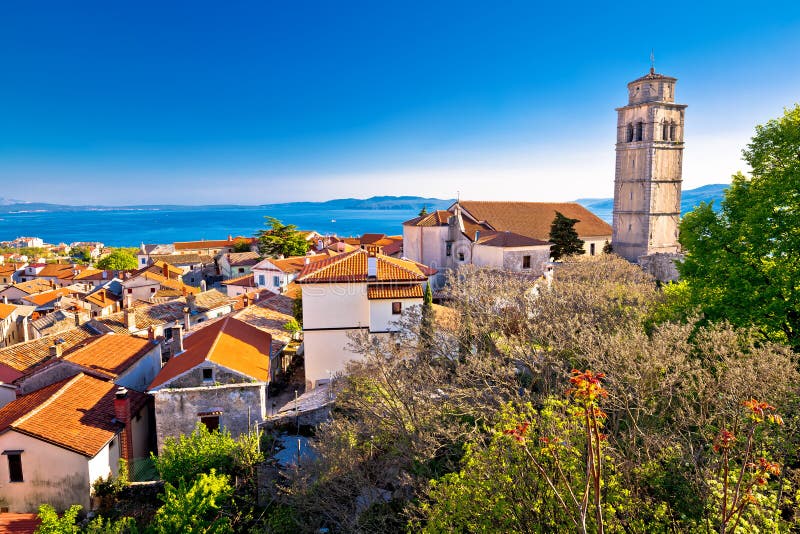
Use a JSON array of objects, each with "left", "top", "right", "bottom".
[{"left": 1, "top": 1, "right": 799, "bottom": 205}]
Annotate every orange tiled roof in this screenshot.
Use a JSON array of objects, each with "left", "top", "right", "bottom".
[
  {"left": 174, "top": 236, "right": 252, "bottom": 251},
  {"left": 0, "top": 513, "right": 41, "bottom": 534},
  {"left": 150, "top": 253, "right": 213, "bottom": 265},
  {"left": 22, "top": 287, "right": 74, "bottom": 307},
  {"left": 61, "top": 334, "right": 156, "bottom": 380},
  {"left": 367, "top": 284, "right": 424, "bottom": 300},
  {"left": 0, "top": 302, "right": 17, "bottom": 320},
  {"left": 0, "top": 326, "right": 98, "bottom": 374},
  {"left": 223, "top": 273, "right": 256, "bottom": 287},
  {"left": 296, "top": 250, "right": 431, "bottom": 284},
  {"left": 5, "top": 279, "right": 54, "bottom": 295},
  {"left": 36, "top": 263, "right": 89, "bottom": 279},
  {"left": 150, "top": 316, "right": 271, "bottom": 389},
  {"left": 85, "top": 288, "right": 121, "bottom": 308},
  {"left": 135, "top": 271, "right": 199, "bottom": 294},
  {"left": 456, "top": 201, "right": 612, "bottom": 240},
  {"left": 476, "top": 231, "right": 551, "bottom": 248},
  {"left": 224, "top": 252, "right": 260, "bottom": 267},
  {"left": 261, "top": 254, "right": 330, "bottom": 273},
  {"left": 403, "top": 210, "right": 452, "bottom": 227},
  {"left": 0, "top": 373, "right": 147, "bottom": 457}
]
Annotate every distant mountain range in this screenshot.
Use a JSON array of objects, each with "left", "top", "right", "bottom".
[
  {"left": 576, "top": 183, "right": 728, "bottom": 222},
  {"left": 0, "top": 185, "right": 727, "bottom": 223},
  {"left": 0, "top": 196, "right": 455, "bottom": 214}
]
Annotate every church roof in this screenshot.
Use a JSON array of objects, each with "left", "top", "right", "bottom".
[{"left": 629, "top": 68, "right": 676, "bottom": 85}]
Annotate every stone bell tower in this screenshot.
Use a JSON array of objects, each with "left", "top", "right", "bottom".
[{"left": 612, "top": 68, "right": 687, "bottom": 263}]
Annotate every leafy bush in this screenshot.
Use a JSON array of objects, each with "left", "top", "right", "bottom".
[{"left": 151, "top": 470, "right": 233, "bottom": 534}]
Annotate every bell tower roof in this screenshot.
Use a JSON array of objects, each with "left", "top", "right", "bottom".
[{"left": 627, "top": 67, "right": 677, "bottom": 86}]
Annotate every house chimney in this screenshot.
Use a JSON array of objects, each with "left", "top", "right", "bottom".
[
  {"left": 114, "top": 387, "right": 134, "bottom": 462},
  {"left": 304, "top": 257, "right": 310, "bottom": 265},
  {"left": 49, "top": 343, "right": 62, "bottom": 358},
  {"left": 162, "top": 262, "right": 169, "bottom": 278},
  {"left": 124, "top": 307, "right": 136, "bottom": 331},
  {"left": 367, "top": 252, "right": 378, "bottom": 279},
  {"left": 173, "top": 324, "right": 185, "bottom": 354},
  {"left": 74, "top": 312, "right": 81, "bottom": 327},
  {"left": 200, "top": 280, "right": 207, "bottom": 292},
  {"left": 2, "top": 296, "right": 6, "bottom": 304},
  {"left": 474, "top": 230, "right": 480, "bottom": 242},
  {"left": 102, "top": 271, "right": 107, "bottom": 280},
  {"left": 148, "top": 325, "right": 157, "bottom": 341},
  {"left": 99, "top": 291, "right": 105, "bottom": 303},
  {"left": 243, "top": 294, "right": 250, "bottom": 308},
  {"left": 183, "top": 306, "right": 191, "bottom": 330},
  {"left": 21, "top": 314, "right": 29, "bottom": 342}
]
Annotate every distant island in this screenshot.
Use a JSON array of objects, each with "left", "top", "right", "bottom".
[{"left": 0, "top": 185, "right": 728, "bottom": 217}]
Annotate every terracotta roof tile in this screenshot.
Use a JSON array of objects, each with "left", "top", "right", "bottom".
[
  {"left": 456, "top": 201, "right": 612, "bottom": 240},
  {"left": 174, "top": 237, "right": 252, "bottom": 251},
  {"left": 0, "top": 326, "right": 98, "bottom": 374},
  {"left": 150, "top": 254, "right": 213, "bottom": 265},
  {"left": 35, "top": 264, "right": 89, "bottom": 279},
  {"left": 0, "top": 303, "right": 17, "bottom": 320},
  {"left": 5, "top": 279, "right": 54, "bottom": 296},
  {"left": 367, "top": 284, "right": 424, "bottom": 299},
  {"left": 22, "top": 287, "right": 74, "bottom": 307},
  {"left": 85, "top": 288, "right": 121, "bottom": 308},
  {"left": 403, "top": 210, "right": 452, "bottom": 227},
  {"left": 150, "top": 317, "right": 271, "bottom": 389},
  {"left": 296, "top": 250, "right": 431, "bottom": 284},
  {"left": 222, "top": 273, "right": 256, "bottom": 287},
  {"left": 0, "top": 513, "right": 41, "bottom": 533},
  {"left": 0, "top": 373, "right": 147, "bottom": 457},
  {"left": 224, "top": 252, "right": 260, "bottom": 267},
  {"left": 476, "top": 231, "right": 551, "bottom": 248},
  {"left": 61, "top": 334, "right": 156, "bottom": 381}
]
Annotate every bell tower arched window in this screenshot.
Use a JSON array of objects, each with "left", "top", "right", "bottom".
[
  {"left": 634, "top": 121, "right": 643, "bottom": 142},
  {"left": 626, "top": 123, "right": 634, "bottom": 142},
  {"left": 669, "top": 122, "right": 677, "bottom": 141},
  {"left": 662, "top": 121, "right": 669, "bottom": 141}
]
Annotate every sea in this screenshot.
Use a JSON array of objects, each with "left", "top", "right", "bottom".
[{"left": 0, "top": 206, "right": 427, "bottom": 247}]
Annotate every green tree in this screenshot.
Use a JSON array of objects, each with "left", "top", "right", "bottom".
[
  {"left": 232, "top": 239, "right": 252, "bottom": 253},
  {"left": 96, "top": 249, "right": 138, "bottom": 270},
  {"left": 418, "top": 205, "right": 429, "bottom": 217},
  {"left": 419, "top": 283, "right": 435, "bottom": 354},
  {"left": 257, "top": 217, "right": 308, "bottom": 258},
  {"left": 36, "top": 504, "right": 82, "bottom": 534},
  {"left": 678, "top": 105, "right": 800, "bottom": 347},
  {"left": 549, "top": 211, "right": 585, "bottom": 260},
  {"left": 71, "top": 246, "right": 93, "bottom": 264},
  {"left": 151, "top": 470, "right": 234, "bottom": 534},
  {"left": 152, "top": 423, "right": 262, "bottom": 486}
]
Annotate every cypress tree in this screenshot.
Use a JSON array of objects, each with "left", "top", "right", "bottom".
[{"left": 549, "top": 211, "right": 585, "bottom": 260}]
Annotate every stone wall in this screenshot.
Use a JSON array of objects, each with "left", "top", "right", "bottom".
[
  {"left": 165, "top": 362, "right": 254, "bottom": 389},
  {"left": 501, "top": 248, "right": 551, "bottom": 276},
  {"left": 152, "top": 383, "right": 266, "bottom": 450}
]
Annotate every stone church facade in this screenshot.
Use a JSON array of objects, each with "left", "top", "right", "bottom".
[{"left": 612, "top": 68, "right": 687, "bottom": 281}]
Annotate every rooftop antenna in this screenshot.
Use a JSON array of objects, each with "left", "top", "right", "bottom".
[{"left": 650, "top": 49, "right": 655, "bottom": 74}]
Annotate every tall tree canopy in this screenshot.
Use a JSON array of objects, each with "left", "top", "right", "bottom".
[
  {"left": 549, "top": 211, "right": 585, "bottom": 260},
  {"left": 257, "top": 216, "right": 308, "bottom": 258},
  {"left": 678, "top": 104, "right": 800, "bottom": 348},
  {"left": 96, "top": 249, "right": 137, "bottom": 270}
]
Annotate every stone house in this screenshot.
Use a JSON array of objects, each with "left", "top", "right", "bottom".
[
  {"left": 403, "top": 201, "right": 611, "bottom": 287},
  {"left": 295, "top": 249, "right": 435, "bottom": 389},
  {"left": 0, "top": 373, "right": 149, "bottom": 512},
  {"left": 148, "top": 316, "right": 272, "bottom": 449},
  {"left": 218, "top": 252, "right": 260, "bottom": 280}
]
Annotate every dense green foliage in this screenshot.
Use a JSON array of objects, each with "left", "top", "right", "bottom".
[
  {"left": 152, "top": 423, "right": 262, "bottom": 486},
  {"left": 677, "top": 104, "right": 800, "bottom": 348},
  {"left": 96, "top": 249, "right": 138, "bottom": 270},
  {"left": 549, "top": 211, "right": 585, "bottom": 260},
  {"left": 257, "top": 216, "right": 308, "bottom": 258},
  {"left": 151, "top": 470, "right": 234, "bottom": 534}
]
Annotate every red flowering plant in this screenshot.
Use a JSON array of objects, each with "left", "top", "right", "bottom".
[
  {"left": 710, "top": 398, "right": 784, "bottom": 534},
  {"left": 501, "top": 370, "right": 610, "bottom": 534}
]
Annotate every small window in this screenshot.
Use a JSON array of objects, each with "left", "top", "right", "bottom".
[
  {"left": 140, "top": 258, "right": 146, "bottom": 265},
  {"left": 391, "top": 302, "right": 402, "bottom": 315},
  {"left": 258, "top": 275, "right": 265, "bottom": 286},
  {"left": 238, "top": 268, "right": 245, "bottom": 273},
  {"left": 445, "top": 243, "right": 452, "bottom": 257},
  {"left": 457, "top": 252, "right": 465, "bottom": 262},
  {"left": 635, "top": 121, "right": 643, "bottom": 142},
  {"left": 7, "top": 453, "right": 23, "bottom": 482},
  {"left": 662, "top": 121, "right": 669, "bottom": 140},
  {"left": 590, "top": 243, "right": 596, "bottom": 256},
  {"left": 522, "top": 256, "right": 531, "bottom": 269},
  {"left": 150, "top": 287, "right": 156, "bottom": 293},
  {"left": 200, "top": 415, "right": 219, "bottom": 432},
  {"left": 202, "top": 368, "right": 213, "bottom": 382},
  {"left": 127, "top": 288, "right": 133, "bottom": 294},
  {"left": 670, "top": 123, "right": 677, "bottom": 141},
  {"left": 626, "top": 123, "right": 634, "bottom": 143},
  {"left": 273, "top": 276, "right": 280, "bottom": 286}
]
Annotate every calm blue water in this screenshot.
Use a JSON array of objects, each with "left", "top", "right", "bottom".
[{"left": 0, "top": 206, "right": 421, "bottom": 247}]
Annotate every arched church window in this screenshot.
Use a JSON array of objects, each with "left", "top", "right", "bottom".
[
  {"left": 669, "top": 122, "right": 677, "bottom": 141},
  {"left": 626, "top": 123, "right": 634, "bottom": 142},
  {"left": 662, "top": 121, "right": 669, "bottom": 141},
  {"left": 635, "top": 121, "right": 643, "bottom": 142}
]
